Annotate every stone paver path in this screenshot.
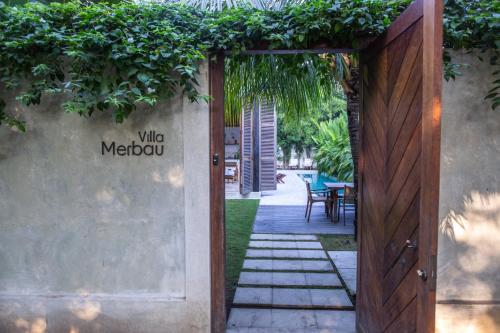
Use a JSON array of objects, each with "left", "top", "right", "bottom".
[
  {"left": 328, "top": 251, "right": 357, "bottom": 295},
  {"left": 228, "top": 233, "right": 355, "bottom": 332}
]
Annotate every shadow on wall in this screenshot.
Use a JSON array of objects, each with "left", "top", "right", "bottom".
[
  {"left": 436, "top": 49, "right": 500, "bottom": 333},
  {"left": 438, "top": 191, "right": 500, "bottom": 325}
]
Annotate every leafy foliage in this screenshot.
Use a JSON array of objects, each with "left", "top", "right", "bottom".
[
  {"left": 443, "top": 0, "right": 500, "bottom": 109},
  {"left": 0, "top": 0, "right": 410, "bottom": 130},
  {"left": 277, "top": 93, "right": 345, "bottom": 164},
  {"left": 312, "top": 111, "right": 353, "bottom": 182},
  {"left": 0, "top": 0, "right": 497, "bottom": 131}
]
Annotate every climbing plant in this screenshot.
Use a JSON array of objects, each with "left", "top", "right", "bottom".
[
  {"left": 0, "top": 0, "right": 497, "bottom": 131},
  {"left": 312, "top": 111, "right": 353, "bottom": 182}
]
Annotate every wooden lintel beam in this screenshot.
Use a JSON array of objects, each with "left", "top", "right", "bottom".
[{"left": 224, "top": 48, "right": 355, "bottom": 55}]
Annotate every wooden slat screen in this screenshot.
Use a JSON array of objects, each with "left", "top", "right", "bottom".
[
  {"left": 241, "top": 103, "right": 253, "bottom": 194},
  {"left": 259, "top": 98, "right": 277, "bottom": 191}
]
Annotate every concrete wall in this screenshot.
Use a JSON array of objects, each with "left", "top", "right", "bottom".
[
  {"left": 0, "top": 63, "right": 211, "bottom": 332},
  {"left": 437, "top": 50, "right": 500, "bottom": 332}
]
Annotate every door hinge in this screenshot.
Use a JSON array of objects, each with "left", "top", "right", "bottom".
[{"left": 429, "top": 254, "right": 437, "bottom": 291}]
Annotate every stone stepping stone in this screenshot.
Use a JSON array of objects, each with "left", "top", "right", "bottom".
[
  {"left": 343, "top": 278, "right": 357, "bottom": 295},
  {"left": 327, "top": 251, "right": 357, "bottom": 269},
  {"left": 238, "top": 272, "right": 342, "bottom": 287},
  {"left": 243, "top": 259, "right": 333, "bottom": 271},
  {"left": 338, "top": 268, "right": 356, "bottom": 281},
  {"left": 248, "top": 241, "right": 322, "bottom": 249},
  {"left": 233, "top": 287, "right": 353, "bottom": 309},
  {"left": 227, "top": 308, "right": 355, "bottom": 332},
  {"left": 246, "top": 249, "right": 327, "bottom": 259},
  {"left": 251, "top": 234, "right": 317, "bottom": 241}
]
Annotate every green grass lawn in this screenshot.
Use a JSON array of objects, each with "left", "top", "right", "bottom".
[
  {"left": 319, "top": 234, "right": 357, "bottom": 251},
  {"left": 225, "top": 199, "right": 260, "bottom": 313}
]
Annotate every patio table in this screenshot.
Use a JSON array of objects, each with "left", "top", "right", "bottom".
[{"left": 323, "top": 182, "right": 354, "bottom": 223}]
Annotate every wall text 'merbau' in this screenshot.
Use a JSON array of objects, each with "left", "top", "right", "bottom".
[{"left": 102, "top": 131, "right": 165, "bottom": 156}]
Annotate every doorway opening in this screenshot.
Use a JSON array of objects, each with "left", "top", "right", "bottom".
[
  {"left": 222, "top": 52, "right": 359, "bottom": 332},
  {"left": 210, "top": 0, "right": 443, "bottom": 332}
]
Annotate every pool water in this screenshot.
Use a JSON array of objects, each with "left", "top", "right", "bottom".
[{"left": 299, "top": 173, "right": 338, "bottom": 191}]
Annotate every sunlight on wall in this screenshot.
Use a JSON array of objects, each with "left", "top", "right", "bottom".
[
  {"left": 69, "top": 299, "right": 101, "bottom": 321},
  {"left": 151, "top": 165, "right": 184, "bottom": 188},
  {"left": 436, "top": 192, "right": 500, "bottom": 332},
  {"left": 15, "top": 317, "right": 46, "bottom": 333},
  {"left": 436, "top": 304, "right": 500, "bottom": 333}
]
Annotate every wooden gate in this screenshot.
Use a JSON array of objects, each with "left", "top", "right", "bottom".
[{"left": 357, "top": 0, "right": 442, "bottom": 332}]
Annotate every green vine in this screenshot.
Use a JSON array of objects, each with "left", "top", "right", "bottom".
[
  {"left": 0, "top": 0, "right": 497, "bottom": 131},
  {"left": 443, "top": 0, "right": 499, "bottom": 109}
]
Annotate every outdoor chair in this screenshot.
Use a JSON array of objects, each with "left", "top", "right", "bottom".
[
  {"left": 337, "top": 185, "right": 356, "bottom": 225},
  {"left": 305, "top": 181, "right": 335, "bottom": 223},
  {"left": 276, "top": 173, "right": 286, "bottom": 184}
]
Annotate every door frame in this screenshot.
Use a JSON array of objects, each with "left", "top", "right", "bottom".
[{"left": 209, "top": 1, "right": 442, "bottom": 331}]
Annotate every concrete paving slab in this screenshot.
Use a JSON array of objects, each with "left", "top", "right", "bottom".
[
  {"left": 327, "top": 251, "right": 357, "bottom": 269},
  {"left": 309, "top": 289, "right": 352, "bottom": 307},
  {"left": 242, "top": 259, "right": 333, "bottom": 271},
  {"left": 295, "top": 241, "right": 322, "bottom": 249},
  {"left": 239, "top": 272, "right": 341, "bottom": 287},
  {"left": 272, "top": 249, "right": 301, "bottom": 258},
  {"left": 305, "top": 273, "right": 342, "bottom": 287},
  {"left": 238, "top": 272, "right": 274, "bottom": 285},
  {"left": 273, "top": 288, "right": 311, "bottom": 307},
  {"left": 227, "top": 308, "right": 356, "bottom": 332},
  {"left": 338, "top": 268, "right": 356, "bottom": 281},
  {"left": 298, "top": 250, "right": 327, "bottom": 259},
  {"left": 227, "top": 308, "right": 272, "bottom": 328},
  {"left": 251, "top": 234, "right": 277, "bottom": 240},
  {"left": 246, "top": 249, "right": 273, "bottom": 258},
  {"left": 270, "top": 309, "right": 316, "bottom": 329},
  {"left": 315, "top": 310, "right": 356, "bottom": 332},
  {"left": 344, "top": 279, "right": 357, "bottom": 294},
  {"left": 227, "top": 329, "right": 351, "bottom": 333},
  {"left": 234, "top": 287, "right": 272, "bottom": 305},
  {"left": 250, "top": 234, "right": 317, "bottom": 241},
  {"left": 248, "top": 241, "right": 322, "bottom": 249}
]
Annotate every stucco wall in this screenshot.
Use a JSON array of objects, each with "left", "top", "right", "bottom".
[
  {"left": 0, "top": 63, "right": 210, "bottom": 332},
  {"left": 437, "top": 50, "right": 500, "bottom": 332}
]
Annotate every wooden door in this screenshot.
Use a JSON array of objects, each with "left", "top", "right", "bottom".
[
  {"left": 240, "top": 103, "right": 253, "bottom": 194},
  {"left": 357, "top": 0, "right": 442, "bottom": 332},
  {"left": 259, "top": 98, "right": 277, "bottom": 191}
]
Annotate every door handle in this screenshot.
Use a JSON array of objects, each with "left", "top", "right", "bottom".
[
  {"left": 417, "top": 269, "right": 427, "bottom": 281},
  {"left": 406, "top": 239, "right": 417, "bottom": 249},
  {"left": 213, "top": 153, "right": 219, "bottom": 166}
]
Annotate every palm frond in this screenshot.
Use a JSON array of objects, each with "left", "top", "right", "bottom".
[{"left": 225, "top": 54, "right": 347, "bottom": 126}]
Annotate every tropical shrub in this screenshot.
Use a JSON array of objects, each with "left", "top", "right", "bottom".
[
  {"left": 277, "top": 93, "right": 346, "bottom": 166},
  {"left": 312, "top": 112, "right": 353, "bottom": 182}
]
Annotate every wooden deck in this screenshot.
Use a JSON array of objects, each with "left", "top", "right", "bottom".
[{"left": 253, "top": 205, "right": 355, "bottom": 235}]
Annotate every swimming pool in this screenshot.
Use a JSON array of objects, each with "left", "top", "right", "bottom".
[{"left": 299, "top": 173, "right": 337, "bottom": 191}]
